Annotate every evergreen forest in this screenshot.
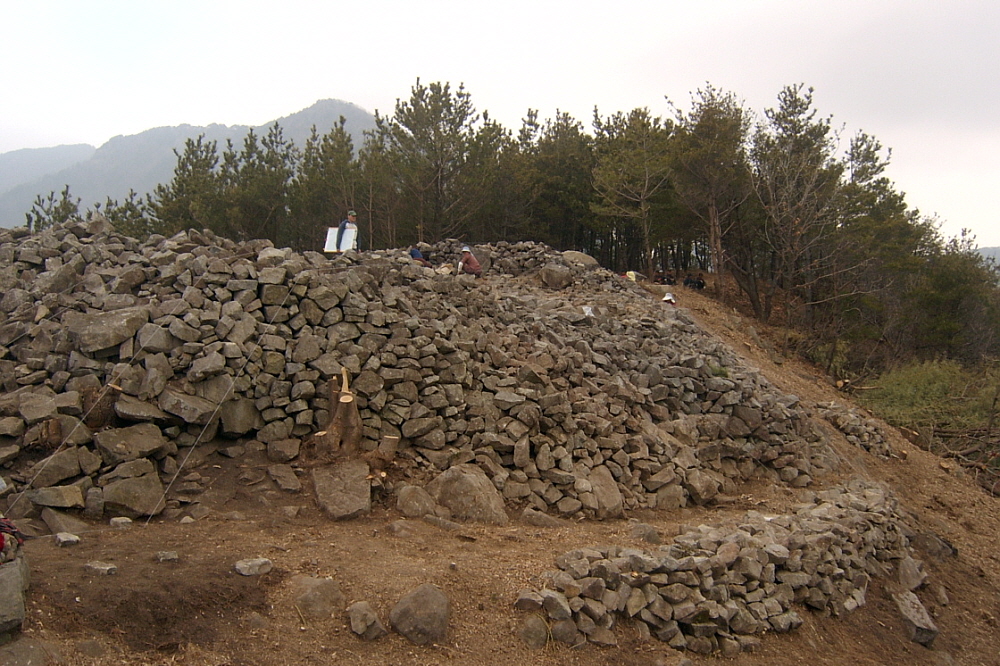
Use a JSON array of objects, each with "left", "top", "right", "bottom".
[{"left": 23, "top": 79, "right": 1000, "bottom": 383}]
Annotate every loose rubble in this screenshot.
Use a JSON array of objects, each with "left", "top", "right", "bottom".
[
  {"left": 516, "top": 479, "right": 909, "bottom": 654},
  {"left": 817, "top": 403, "right": 892, "bottom": 459}
]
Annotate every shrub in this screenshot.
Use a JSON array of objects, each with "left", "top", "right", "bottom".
[{"left": 857, "top": 359, "right": 1000, "bottom": 432}]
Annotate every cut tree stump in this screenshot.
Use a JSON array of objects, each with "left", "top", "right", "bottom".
[{"left": 313, "top": 368, "right": 363, "bottom": 462}]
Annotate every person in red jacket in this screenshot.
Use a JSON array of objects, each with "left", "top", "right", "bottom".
[{"left": 458, "top": 246, "right": 482, "bottom": 277}]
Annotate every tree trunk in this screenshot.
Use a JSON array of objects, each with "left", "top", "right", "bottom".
[{"left": 314, "top": 369, "right": 363, "bottom": 461}]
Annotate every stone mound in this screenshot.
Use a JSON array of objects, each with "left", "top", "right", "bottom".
[
  {"left": 0, "top": 218, "right": 937, "bottom": 654},
  {"left": 0, "top": 218, "right": 845, "bottom": 523}
]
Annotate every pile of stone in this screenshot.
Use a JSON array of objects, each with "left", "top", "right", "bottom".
[
  {"left": 816, "top": 402, "right": 892, "bottom": 459},
  {"left": 0, "top": 217, "right": 840, "bottom": 525},
  {"left": 515, "top": 479, "right": 908, "bottom": 654}
]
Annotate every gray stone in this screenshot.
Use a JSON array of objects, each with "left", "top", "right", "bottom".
[
  {"left": 268, "top": 465, "right": 301, "bottom": 492},
  {"left": 187, "top": 351, "right": 226, "bottom": 382},
  {"left": 102, "top": 473, "right": 166, "bottom": 517},
  {"left": 93, "top": 423, "right": 169, "bottom": 465},
  {"left": 493, "top": 390, "right": 526, "bottom": 410},
  {"left": 28, "top": 447, "right": 81, "bottom": 488},
  {"left": 54, "top": 532, "right": 81, "bottom": 547},
  {"left": 396, "top": 484, "right": 439, "bottom": 518},
  {"left": 425, "top": 464, "right": 508, "bottom": 526},
  {"left": 136, "top": 322, "right": 178, "bottom": 353},
  {"left": 40, "top": 508, "right": 90, "bottom": 535},
  {"left": 18, "top": 394, "right": 57, "bottom": 425},
  {"left": 312, "top": 459, "right": 371, "bottom": 520},
  {"left": 538, "top": 263, "right": 574, "bottom": 289},
  {"left": 684, "top": 469, "right": 720, "bottom": 505},
  {"left": 27, "top": 485, "right": 85, "bottom": 509},
  {"left": 389, "top": 583, "right": 450, "bottom": 645},
  {"left": 0, "top": 445, "right": 20, "bottom": 466},
  {"left": 519, "top": 613, "right": 549, "bottom": 649},
  {"left": 0, "top": 418, "right": 24, "bottom": 438},
  {"left": 589, "top": 465, "right": 623, "bottom": 519},
  {"left": 290, "top": 574, "right": 345, "bottom": 619},
  {"left": 550, "top": 618, "right": 583, "bottom": 645},
  {"left": 0, "top": 558, "right": 27, "bottom": 634},
  {"left": 561, "top": 250, "right": 599, "bottom": 268},
  {"left": 114, "top": 394, "right": 170, "bottom": 422},
  {"left": 588, "top": 625, "right": 617, "bottom": 646},
  {"left": 402, "top": 417, "right": 439, "bottom": 439},
  {"left": 84, "top": 561, "right": 118, "bottom": 575},
  {"left": 541, "top": 589, "right": 572, "bottom": 620},
  {"left": 522, "top": 507, "right": 565, "bottom": 528},
  {"left": 898, "top": 556, "right": 927, "bottom": 591},
  {"left": 347, "top": 600, "right": 388, "bottom": 640},
  {"left": 894, "top": 590, "right": 938, "bottom": 646},
  {"left": 157, "top": 387, "right": 218, "bottom": 425},
  {"left": 235, "top": 558, "right": 273, "bottom": 576},
  {"left": 63, "top": 306, "right": 149, "bottom": 353},
  {"left": 514, "top": 589, "right": 544, "bottom": 611},
  {"left": 219, "top": 398, "right": 261, "bottom": 436},
  {"left": 267, "top": 438, "right": 300, "bottom": 463}
]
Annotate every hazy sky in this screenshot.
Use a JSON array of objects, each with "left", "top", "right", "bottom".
[{"left": 2, "top": 0, "right": 997, "bottom": 245}]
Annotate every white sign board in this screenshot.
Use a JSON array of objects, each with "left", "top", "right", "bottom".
[
  {"left": 323, "top": 225, "right": 357, "bottom": 252},
  {"left": 323, "top": 227, "right": 339, "bottom": 252}
]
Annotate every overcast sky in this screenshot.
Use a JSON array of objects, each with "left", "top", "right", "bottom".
[{"left": 2, "top": 0, "right": 997, "bottom": 246}]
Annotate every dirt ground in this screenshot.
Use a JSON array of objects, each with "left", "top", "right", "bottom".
[{"left": 8, "top": 284, "right": 1000, "bottom": 666}]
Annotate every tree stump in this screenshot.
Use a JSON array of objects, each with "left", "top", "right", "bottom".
[{"left": 313, "top": 369, "right": 363, "bottom": 462}]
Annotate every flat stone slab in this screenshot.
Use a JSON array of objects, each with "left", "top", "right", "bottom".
[
  {"left": 894, "top": 590, "right": 939, "bottom": 646},
  {"left": 312, "top": 459, "right": 371, "bottom": 520}
]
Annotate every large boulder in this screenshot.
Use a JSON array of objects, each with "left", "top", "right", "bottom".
[
  {"left": 157, "top": 388, "right": 218, "bottom": 425},
  {"left": 289, "top": 575, "right": 345, "bottom": 620},
  {"left": 0, "top": 558, "right": 28, "bottom": 634},
  {"left": 425, "top": 464, "right": 508, "bottom": 526},
  {"left": 312, "top": 459, "right": 371, "bottom": 520},
  {"left": 93, "top": 423, "right": 169, "bottom": 466},
  {"left": 63, "top": 306, "right": 150, "bottom": 353},
  {"left": 389, "top": 583, "right": 450, "bottom": 645},
  {"left": 28, "top": 447, "right": 81, "bottom": 488},
  {"left": 588, "top": 465, "right": 624, "bottom": 519},
  {"left": 102, "top": 474, "right": 166, "bottom": 517}
]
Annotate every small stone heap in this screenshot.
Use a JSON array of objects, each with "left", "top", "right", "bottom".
[
  {"left": 515, "top": 478, "right": 907, "bottom": 655},
  {"left": 817, "top": 402, "right": 892, "bottom": 459}
]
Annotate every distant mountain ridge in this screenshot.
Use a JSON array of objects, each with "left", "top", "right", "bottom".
[
  {"left": 0, "top": 144, "right": 97, "bottom": 192},
  {"left": 0, "top": 99, "right": 376, "bottom": 228},
  {"left": 980, "top": 247, "right": 1000, "bottom": 262}
]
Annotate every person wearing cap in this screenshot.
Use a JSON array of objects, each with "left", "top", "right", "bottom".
[
  {"left": 457, "top": 245, "right": 482, "bottom": 277},
  {"left": 335, "top": 210, "right": 359, "bottom": 252}
]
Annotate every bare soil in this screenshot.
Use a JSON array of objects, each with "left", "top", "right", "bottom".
[{"left": 10, "top": 284, "right": 1000, "bottom": 666}]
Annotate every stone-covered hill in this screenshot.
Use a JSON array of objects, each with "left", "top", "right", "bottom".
[
  {"left": 0, "top": 218, "right": 971, "bottom": 662},
  {"left": 0, "top": 218, "right": 864, "bottom": 521}
]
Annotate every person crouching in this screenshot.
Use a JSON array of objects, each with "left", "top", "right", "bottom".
[{"left": 458, "top": 245, "right": 482, "bottom": 277}]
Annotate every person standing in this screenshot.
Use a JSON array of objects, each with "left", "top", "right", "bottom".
[
  {"left": 335, "top": 210, "right": 359, "bottom": 252},
  {"left": 458, "top": 245, "right": 482, "bottom": 277}
]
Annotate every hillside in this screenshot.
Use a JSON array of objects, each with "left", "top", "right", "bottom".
[
  {"left": 0, "top": 222, "right": 999, "bottom": 665},
  {"left": 0, "top": 99, "right": 376, "bottom": 228}
]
